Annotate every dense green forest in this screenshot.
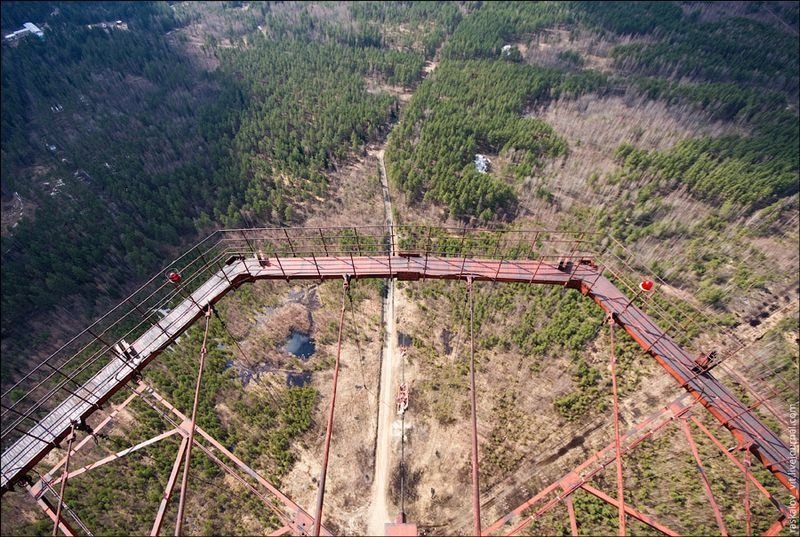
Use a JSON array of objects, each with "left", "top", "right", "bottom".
[
  {"left": 218, "top": 37, "right": 421, "bottom": 224},
  {"left": 614, "top": 111, "right": 799, "bottom": 211},
  {"left": 1, "top": 1, "right": 798, "bottom": 535},
  {"left": 387, "top": 0, "right": 798, "bottom": 221},
  {"left": 0, "top": 1, "right": 432, "bottom": 368},
  {"left": 1, "top": 2, "right": 225, "bottom": 364},
  {"left": 3, "top": 0, "right": 797, "bottom": 370},
  {"left": 385, "top": 58, "right": 612, "bottom": 220}
]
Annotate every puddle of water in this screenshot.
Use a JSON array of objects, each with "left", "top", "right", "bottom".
[
  {"left": 287, "top": 371, "right": 312, "bottom": 387},
  {"left": 398, "top": 332, "right": 412, "bottom": 347},
  {"left": 286, "top": 329, "right": 316, "bottom": 359}
]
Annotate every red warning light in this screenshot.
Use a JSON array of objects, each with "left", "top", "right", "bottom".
[
  {"left": 640, "top": 280, "right": 653, "bottom": 292},
  {"left": 168, "top": 271, "right": 182, "bottom": 284}
]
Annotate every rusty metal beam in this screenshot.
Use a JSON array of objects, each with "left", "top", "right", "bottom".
[
  {"left": 175, "top": 306, "right": 211, "bottom": 536},
  {"left": 136, "top": 382, "right": 320, "bottom": 528},
  {"left": 763, "top": 501, "right": 798, "bottom": 536},
  {"left": 484, "top": 395, "right": 699, "bottom": 536},
  {"left": 744, "top": 450, "right": 751, "bottom": 537},
  {"left": 582, "top": 274, "right": 797, "bottom": 498},
  {"left": 52, "top": 424, "right": 76, "bottom": 536},
  {"left": 580, "top": 484, "right": 679, "bottom": 536},
  {"left": 468, "top": 277, "right": 482, "bottom": 536},
  {"left": 131, "top": 384, "right": 298, "bottom": 532},
  {"left": 565, "top": 495, "right": 579, "bottom": 537},
  {"left": 190, "top": 441, "right": 289, "bottom": 525},
  {"left": 689, "top": 415, "right": 786, "bottom": 514},
  {"left": 30, "top": 486, "right": 76, "bottom": 537},
  {"left": 312, "top": 280, "right": 348, "bottom": 537},
  {"left": 319, "top": 228, "right": 329, "bottom": 256},
  {"left": 46, "top": 387, "right": 143, "bottom": 478},
  {"left": 6, "top": 252, "right": 795, "bottom": 499},
  {"left": 151, "top": 435, "right": 189, "bottom": 536},
  {"left": 679, "top": 417, "right": 728, "bottom": 536},
  {"left": 501, "top": 480, "right": 567, "bottom": 536},
  {"left": 138, "top": 390, "right": 292, "bottom": 526},
  {"left": 50, "top": 428, "right": 179, "bottom": 485},
  {"left": 762, "top": 510, "right": 792, "bottom": 536},
  {"left": 608, "top": 319, "right": 626, "bottom": 537}
]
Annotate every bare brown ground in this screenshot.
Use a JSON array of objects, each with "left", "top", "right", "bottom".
[
  {"left": 523, "top": 93, "right": 742, "bottom": 221},
  {"left": 0, "top": 165, "right": 51, "bottom": 235},
  {"left": 517, "top": 27, "right": 650, "bottom": 74},
  {"left": 522, "top": 94, "right": 751, "bottom": 224},
  {"left": 168, "top": 28, "right": 220, "bottom": 71},
  {"left": 303, "top": 152, "right": 385, "bottom": 229},
  {"left": 0, "top": 492, "right": 49, "bottom": 536},
  {"left": 389, "top": 277, "right": 687, "bottom": 535},
  {"left": 280, "top": 281, "right": 384, "bottom": 536},
  {"left": 423, "top": 60, "right": 438, "bottom": 76},
  {"left": 271, "top": 1, "right": 353, "bottom": 30},
  {"left": 382, "top": 89, "right": 797, "bottom": 534},
  {"left": 515, "top": 94, "right": 799, "bottom": 318},
  {"left": 681, "top": 0, "right": 800, "bottom": 34},
  {"left": 384, "top": 278, "right": 797, "bottom": 535},
  {"left": 384, "top": 182, "right": 463, "bottom": 229},
  {"left": 213, "top": 146, "right": 388, "bottom": 532},
  {"left": 365, "top": 76, "right": 414, "bottom": 104},
  {"left": 286, "top": 139, "right": 400, "bottom": 534}
]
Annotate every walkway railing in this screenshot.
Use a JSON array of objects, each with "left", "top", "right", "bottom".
[
  {"left": 1, "top": 226, "right": 796, "bottom": 504},
  {"left": 0, "top": 227, "right": 598, "bottom": 460}
]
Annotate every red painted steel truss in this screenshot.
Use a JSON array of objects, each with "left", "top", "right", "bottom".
[{"left": 1, "top": 226, "right": 797, "bottom": 536}]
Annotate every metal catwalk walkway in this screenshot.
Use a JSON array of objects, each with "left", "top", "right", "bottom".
[{"left": 2, "top": 227, "right": 797, "bottom": 507}]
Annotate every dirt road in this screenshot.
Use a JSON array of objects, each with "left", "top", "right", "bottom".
[{"left": 367, "top": 149, "right": 400, "bottom": 535}]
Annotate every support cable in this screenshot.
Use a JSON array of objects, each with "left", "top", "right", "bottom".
[
  {"left": 744, "top": 450, "right": 752, "bottom": 536},
  {"left": 399, "top": 280, "right": 409, "bottom": 520},
  {"left": 679, "top": 417, "right": 728, "bottom": 535},
  {"left": 467, "top": 277, "right": 482, "bottom": 536},
  {"left": 151, "top": 435, "right": 187, "bottom": 536},
  {"left": 174, "top": 306, "right": 212, "bottom": 536},
  {"left": 347, "top": 285, "right": 372, "bottom": 399},
  {"left": 312, "top": 278, "right": 349, "bottom": 536},
  {"left": 609, "top": 318, "right": 626, "bottom": 537},
  {"left": 28, "top": 468, "right": 92, "bottom": 536},
  {"left": 52, "top": 423, "right": 76, "bottom": 537}
]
